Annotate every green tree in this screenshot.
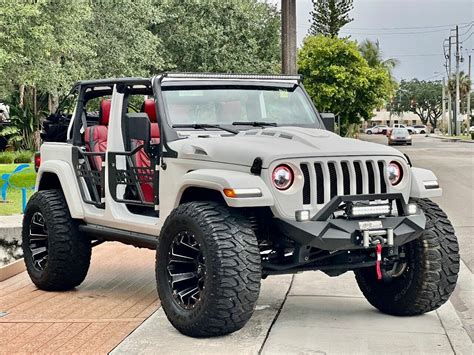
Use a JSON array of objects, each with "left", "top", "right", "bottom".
[
  {"left": 447, "top": 71, "right": 471, "bottom": 114},
  {"left": 298, "top": 35, "right": 393, "bottom": 131},
  {"left": 89, "top": 0, "right": 165, "bottom": 78},
  {"left": 359, "top": 39, "right": 398, "bottom": 95},
  {"left": 388, "top": 79, "right": 443, "bottom": 129},
  {"left": 358, "top": 40, "right": 398, "bottom": 75},
  {"left": 156, "top": 0, "right": 280, "bottom": 73},
  {"left": 308, "top": 0, "right": 353, "bottom": 37}
]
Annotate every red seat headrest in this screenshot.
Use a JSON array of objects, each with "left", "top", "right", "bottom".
[
  {"left": 150, "top": 122, "right": 160, "bottom": 139},
  {"left": 143, "top": 99, "right": 157, "bottom": 123},
  {"left": 99, "top": 99, "right": 111, "bottom": 125}
]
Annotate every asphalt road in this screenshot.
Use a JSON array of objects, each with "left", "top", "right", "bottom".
[{"left": 360, "top": 133, "right": 474, "bottom": 339}]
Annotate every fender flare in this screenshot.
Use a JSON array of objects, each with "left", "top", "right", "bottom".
[
  {"left": 176, "top": 169, "right": 274, "bottom": 208},
  {"left": 410, "top": 167, "right": 442, "bottom": 199},
  {"left": 36, "top": 161, "right": 85, "bottom": 218}
]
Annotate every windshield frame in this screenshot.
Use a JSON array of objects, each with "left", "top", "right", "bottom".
[{"left": 160, "top": 80, "right": 324, "bottom": 133}]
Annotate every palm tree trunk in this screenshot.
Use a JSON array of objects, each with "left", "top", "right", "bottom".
[{"left": 19, "top": 84, "right": 25, "bottom": 109}]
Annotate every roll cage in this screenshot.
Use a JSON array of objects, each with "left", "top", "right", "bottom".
[{"left": 68, "top": 73, "right": 324, "bottom": 160}]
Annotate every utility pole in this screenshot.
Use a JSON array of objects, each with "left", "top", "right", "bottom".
[
  {"left": 447, "top": 37, "right": 453, "bottom": 135},
  {"left": 467, "top": 54, "right": 471, "bottom": 129},
  {"left": 455, "top": 25, "right": 461, "bottom": 136},
  {"left": 442, "top": 77, "right": 446, "bottom": 127},
  {"left": 281, "top": 0, "right": 297, "bottom": 74}
]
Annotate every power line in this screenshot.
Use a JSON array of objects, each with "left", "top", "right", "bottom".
[
  {"left": 340, "top": 28, "right": 464, "bottom": 35},
  {"left": 462, "top": 32, "right": 474, "bottom": 42},
  {"left": 423, "top": 73, "right": 443, "bottom": 81},
  {"left": 460, "top": 22, "right": 474, "bottom": 37},
  {"left": 387, "top": 53, "right": 443, "bottom": 57},
  {"left": 345, "top": 21, "right": 473, "bottom": 31}
]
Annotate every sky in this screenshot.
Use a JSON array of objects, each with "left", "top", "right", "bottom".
[{"left": 270, "top": 0, "right": 474, "bottom": 81}]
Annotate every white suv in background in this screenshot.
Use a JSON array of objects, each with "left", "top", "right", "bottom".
[
  {"left": 412, "top": 125, "right": 430, "bottom": 134},
  {"left": 365, "top": 125, "right": 388, "bottom": 134}
]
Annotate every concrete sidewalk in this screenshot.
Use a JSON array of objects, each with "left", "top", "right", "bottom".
[{"left": 112, "top": 271, "right": 472, "bottom": 354}]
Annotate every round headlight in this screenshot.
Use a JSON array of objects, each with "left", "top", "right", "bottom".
[
  {"left": 272, "top": 165, "right": 294, "bottom": 190},
  {"left": 387, "top": 161, "right": 403, "bottom": 186}
]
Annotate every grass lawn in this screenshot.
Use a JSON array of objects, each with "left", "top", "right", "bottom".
[{"left": 0, "top": 164, "right": 36, "bottom": 216}]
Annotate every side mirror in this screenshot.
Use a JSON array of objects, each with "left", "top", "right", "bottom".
[
  {"left": 320, "top": 113, "right": 335, "bottom": 132},
  {"left": 126, "top": 113, "right": 151, "bottom": 150}
]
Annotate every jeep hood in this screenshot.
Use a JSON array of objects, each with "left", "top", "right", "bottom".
[{"left": 169, "top": 127, "right": 405, "bottom": 168}]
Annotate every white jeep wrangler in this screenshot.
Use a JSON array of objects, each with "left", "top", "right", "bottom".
[{"left": 23, "top": 74, "right": 459, "bottom": 338}]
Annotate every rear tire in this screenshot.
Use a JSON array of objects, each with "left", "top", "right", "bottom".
[
  {"left": 355, "top": 198, "right": 459, "bottom": 315},
  {"left": 156, "top": 201, "right": 261, "bottom": 337},
  {"left": 22, "top": 190, "right": 91, "bottom": 291}
]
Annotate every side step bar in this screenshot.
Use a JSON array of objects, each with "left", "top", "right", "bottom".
[{"left": 79, "top": 224, "right": 157, "bottom": 250}]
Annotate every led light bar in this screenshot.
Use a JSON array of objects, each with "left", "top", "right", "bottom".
[
  {"left": 165, "top": 73, "right": 302, "bottom": 81},
  {"left": 348, "top": 204, "right": 391, "bottom": 218}
]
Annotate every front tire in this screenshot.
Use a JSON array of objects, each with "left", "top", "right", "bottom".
[
  {"left": 22, "top": 190, "right": 91, "bottom": 291},
  {"left": 355, "top": 198, "right": 459, "bottom": 316},
  {"left": 156, "top": 202, "right": 261, "bottom": 337}
]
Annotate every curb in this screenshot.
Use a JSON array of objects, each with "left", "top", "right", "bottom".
[
  {"left": 430, "top": 135, "right": 474, "bottom": 144},
  {"left": 0, "top": 258, "right": 25, "bottom": 282},
  {"left": 437, "top": 301, "right": 473, "bottom": 354}
]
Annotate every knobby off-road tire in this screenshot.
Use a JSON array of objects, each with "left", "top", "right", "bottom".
[
  {"left": 22, "top": 190, "right": 91, "bottom": 291},
  {"left": 156, "top": 201, "right": 261, "bottom": 337},
  {"left": 355, "top": 198, "right": 459, "bottom": 316}
]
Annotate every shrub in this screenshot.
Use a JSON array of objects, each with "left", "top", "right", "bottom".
[
  {"left": 13, "top": 151, "right": 33, "bottom": 164},
  {"left": 0, "top": 152, "right": 15, "bottom": 164}
]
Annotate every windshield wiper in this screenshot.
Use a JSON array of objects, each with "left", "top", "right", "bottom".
[
  {"left": 232, "top": 121, "right": 278, "bottom": 127},
  {"left": 172, "top": 123, "right": 237, "bottom": 134}
]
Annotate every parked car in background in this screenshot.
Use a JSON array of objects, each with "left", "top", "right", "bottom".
[
  {"left": 388, "top": 128, "right": 412, "bottom": 145},
  {"left": 413, "top": 125, "right": 430, "bottom": 134},
  {"left": 365, "top": 125, "right": 388, "bottom": 134},
  {"left": 389, "top": 124, "right": 415, "bottom": 135}
]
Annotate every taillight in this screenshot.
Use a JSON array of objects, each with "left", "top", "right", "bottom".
[{"left": 34, "top": 152, "right": 41, "bottom": 172}]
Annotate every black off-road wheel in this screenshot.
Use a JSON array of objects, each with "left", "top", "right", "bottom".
[
  {"left": 22, "top": 190, "right": 91, "bottom": 291},
  {"left": 156, "top": 202, "right": 261, "bottom": 337},
  {"left": 355, "top": 198, "right": 459, "bottom": 315}
]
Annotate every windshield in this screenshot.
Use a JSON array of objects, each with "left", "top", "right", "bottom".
[
  {"left": 162, "top": 86, "right": 321, "bottom": 128},
  {"left": 393, "top": 129, "right": 408, "bottom": 134}
]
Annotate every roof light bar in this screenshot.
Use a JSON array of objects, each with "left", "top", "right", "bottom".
[{"left": 164, "top": 73, "right": 302, "bottom": 81}]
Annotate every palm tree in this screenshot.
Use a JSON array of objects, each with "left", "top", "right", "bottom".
[
  {"left": 359, "top": 39, "right": 399, "bottom": 75},
  {"left": 447, "top": 71, "right": 471, "bottom": 113}
]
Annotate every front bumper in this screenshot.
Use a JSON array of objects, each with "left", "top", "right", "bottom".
[{"left": 277, "top": 194, "right": 426, "bottom": 251}]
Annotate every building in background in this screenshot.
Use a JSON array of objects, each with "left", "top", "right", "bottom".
[{"left": 366, "top": 109, "right": 423, "bottom": 128}]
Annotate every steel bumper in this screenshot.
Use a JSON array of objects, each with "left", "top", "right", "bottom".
[{"left": 277, "top": 194, "right": 426, "bottom": 251}]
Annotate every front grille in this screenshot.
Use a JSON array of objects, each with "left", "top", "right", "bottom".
[
  {"left": 300, "top": 159, "right": 388, "bottom": 206},
  {"left": 301, "top": 164, "right": 311, "bottom": 204},
  {"left": 314, "top": 163, "right": 325, "bottom": 204}
]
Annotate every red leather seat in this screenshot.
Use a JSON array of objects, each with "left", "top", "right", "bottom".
[
  {"left": 84, "top": 100, "right": 110, "bottom": 171},
  {"left": 130, "top": 99, "right": 160, "bottom": 203}
]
